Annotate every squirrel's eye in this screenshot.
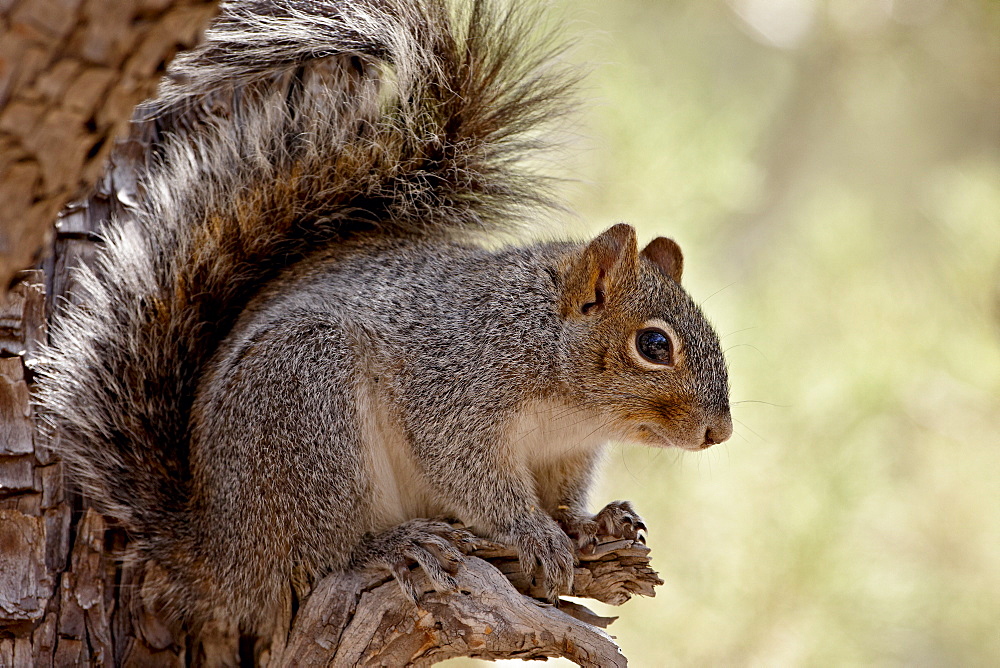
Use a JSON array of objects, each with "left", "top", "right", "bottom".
[{"left": 636, "top": 328, "right": 673, "bottom": 365}]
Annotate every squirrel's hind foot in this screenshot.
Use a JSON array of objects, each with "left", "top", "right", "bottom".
[{"left": 355, "top": 519, "right": 476, "bottom": 602}]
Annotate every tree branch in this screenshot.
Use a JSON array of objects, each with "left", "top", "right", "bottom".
[{"left": 279, "top": 537, "right": 662, "bottom": 667}]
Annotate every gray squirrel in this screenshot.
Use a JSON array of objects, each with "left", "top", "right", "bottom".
[{"left": 36, "top": 0, "right": 733, "bottom": 656}]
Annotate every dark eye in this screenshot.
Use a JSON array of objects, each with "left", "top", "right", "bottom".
[{"left": 636, "top": 328, "right": 673, "bottom": 365}]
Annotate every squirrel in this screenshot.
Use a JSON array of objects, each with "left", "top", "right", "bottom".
[{"left": 36, "top": 0, "right": 732, "bottom": 656}]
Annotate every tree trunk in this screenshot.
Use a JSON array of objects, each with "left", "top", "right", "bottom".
[
  {"left": 0, "top": 2, "right": 663, "bottom": 664},
  {"left": 0, "top": 0, "right": 220, "bottom": 294}
]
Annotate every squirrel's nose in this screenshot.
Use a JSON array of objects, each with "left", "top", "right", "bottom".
[{"left": 702, "top": 412, "right": 733, "bottom": 446}]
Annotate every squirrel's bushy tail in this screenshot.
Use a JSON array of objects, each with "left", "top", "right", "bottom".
[{"left": 36, "top": 0, "right": 577, "bottom": 532}]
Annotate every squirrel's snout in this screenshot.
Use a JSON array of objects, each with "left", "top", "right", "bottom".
[
  {"left": 641, "top": 410, "right": 733, "bottom": 450},
  {"left": 702, "top": 412, "right": 733, "bottom": 447}
]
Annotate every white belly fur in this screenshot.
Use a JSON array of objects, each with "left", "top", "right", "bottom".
[
  {"left": 506, "top": 398, "right": 613, "bottom": 472},
  {"left": 357, "top": 382, "right": 612, "bottom": 532}
]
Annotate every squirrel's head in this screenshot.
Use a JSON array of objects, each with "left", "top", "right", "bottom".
[{"left": 556, "top": 223, "right": 732, "bottom": 451}]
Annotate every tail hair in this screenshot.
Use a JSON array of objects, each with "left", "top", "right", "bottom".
[{"left": 36, "top": 0, "right": 579, "bottom": 531}]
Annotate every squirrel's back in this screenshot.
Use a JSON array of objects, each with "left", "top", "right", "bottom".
[{"left": 36, "top": 0, "right": 577, "bottom": 533}]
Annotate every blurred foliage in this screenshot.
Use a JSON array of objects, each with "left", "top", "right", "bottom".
[{"left": 446, "top": 0, "right": 1000, "bottom": 665}]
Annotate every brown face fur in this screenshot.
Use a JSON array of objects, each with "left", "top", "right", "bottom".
[{"left": 557, "top": 224, "right": 732, "bottom": 451}]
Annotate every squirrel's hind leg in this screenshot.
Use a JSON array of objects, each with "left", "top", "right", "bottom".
[{"left": 187, "top": 313, "right": 382, "bottom": 634}]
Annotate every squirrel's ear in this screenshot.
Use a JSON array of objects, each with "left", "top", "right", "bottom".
[
  {"left": 641, "top": 237, "right": 684, "bottom": 284},
  {"left": 563, "top": 223, "right": 639, "bottom": 316}
]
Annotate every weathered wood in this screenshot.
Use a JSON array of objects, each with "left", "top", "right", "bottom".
[
  {"left": 473, "top": 539, "right": 663, "bottom": 606},
  {"left": 0, "top": 509, "right": 51, "bottom": 630},
  {"left": 278, "top": 537, "right": 660, "bottom": 667},
  {"left": 0, "top": 273, "right": 45, "bottom": 363},
  {"left": 0, "top": 0, "right": 220, "bottom": 294}
]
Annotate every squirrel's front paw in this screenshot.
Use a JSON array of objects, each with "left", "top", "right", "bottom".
[
  {"left": 510, "top": 515, "right": 575, "bottom": 601},
  {"left": 556, "top": 500, "right": 647, "bottom": 554},
  {"left": 357, "top": 519, "right": 475, "bottom": 602}
]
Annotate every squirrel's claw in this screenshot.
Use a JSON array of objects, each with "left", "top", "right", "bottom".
[
  {"left": 391, "top": 561, "right": 420, "bottom": 603},
  {"left": 559, "top": 499, "right": 648, "bottom": 553},
  {"left": 593, "top": 500, "right": 647, "bottom": 544}
]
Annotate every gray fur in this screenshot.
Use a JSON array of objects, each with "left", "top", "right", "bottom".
[{"left": 35, "top": 0, "right": 732, "bottom": 646}]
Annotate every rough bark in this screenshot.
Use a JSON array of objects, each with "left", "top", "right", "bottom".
[{"left": 0, "top": 0, "right": 219, "bottom": 294}]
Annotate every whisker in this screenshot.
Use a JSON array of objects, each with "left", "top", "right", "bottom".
[
  {"left": 720, "top": 326, "right": 756, "bottom": 340},
  {"left": 732, "top": 399, "right": 788, "bottom": 408},
  {"left": 722, "top": 343, "right": 768, "bottom": 360},
  {"left": 733, "top": 417, "right": 766, "bottom": 443},
  {"left": 700, "top": 282, "right": 736, "bottom": 307}
]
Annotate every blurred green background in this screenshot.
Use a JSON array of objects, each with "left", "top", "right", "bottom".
[{"left": 450, "top": 0, "right": 1000, "bottom": 665}]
